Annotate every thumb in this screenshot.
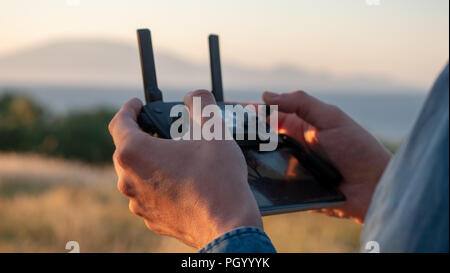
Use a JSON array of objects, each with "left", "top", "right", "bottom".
[
  {"left": 184, "top": 89, "right": 218, "bottom": 126},
  {"left": 262, "top": 90, "right": 346, "bottom": 130},
  {"left": 109, "top": 98, "right": 145, "bottom": 146}
]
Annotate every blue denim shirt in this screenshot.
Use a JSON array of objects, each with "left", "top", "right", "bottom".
[
  {"left": 199, "top": 226, "right": 276, "bottom": 253},
  {"left": 199, "top": 63, "right": 449, "bottom": 253}
]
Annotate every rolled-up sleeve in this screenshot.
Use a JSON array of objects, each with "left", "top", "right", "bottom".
[{"left": 199, "top": 226, "right": 277, "bottom": 253}]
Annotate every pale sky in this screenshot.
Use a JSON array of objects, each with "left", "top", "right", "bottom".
[{"left": 0, "top": 0, "right": 448, "bottom": 90}]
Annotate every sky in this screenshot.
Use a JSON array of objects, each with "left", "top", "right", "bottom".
[{"left": 0, "top": 0, "right": 448, "bottom": 90}]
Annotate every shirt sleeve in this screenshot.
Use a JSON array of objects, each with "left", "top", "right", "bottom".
[
  {"left": 361, "top": 63, "right": 449, "bottom": 253},
  {"left": 198, "top": 226, "right": 277, "bottom": 253}
]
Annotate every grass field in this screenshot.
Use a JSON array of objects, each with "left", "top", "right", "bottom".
[{"left": 0, "top": 153, "right": 362, "bottom": 253}]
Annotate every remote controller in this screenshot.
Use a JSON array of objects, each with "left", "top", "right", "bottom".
[{"left": 135, "top": 28, "right": 345, "bottom": 215}]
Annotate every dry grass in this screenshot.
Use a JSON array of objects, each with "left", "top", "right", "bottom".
[{"left": 0, "top": 153, "right": 361, "bottom": 253}]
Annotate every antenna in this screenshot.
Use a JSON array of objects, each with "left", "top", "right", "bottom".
[
  {"left": 137, "top": 29, "right": 163, "bottom": 103},
  {"left": 208, "top": 34, "right": 224, "bottom": 102}
]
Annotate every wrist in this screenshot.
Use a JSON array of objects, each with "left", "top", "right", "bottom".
[
  {"left": 343, "top": 150, "right": 392, "bottom": 224},
  {"left": 216, "top": 207, "right": 263, "bottom": 236},
  {"left": 192, "top": 199, "right": 263, "bottom": 249}
]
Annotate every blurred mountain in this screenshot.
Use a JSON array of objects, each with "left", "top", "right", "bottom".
[{"left": 0, "top": 39, "right": 413, "bottom": 92}]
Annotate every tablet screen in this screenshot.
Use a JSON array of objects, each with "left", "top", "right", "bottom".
[{"left": 243, "top": 146, "right": 345, "bottom": 212}]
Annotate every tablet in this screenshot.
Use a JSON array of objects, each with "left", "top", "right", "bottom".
[{"left": 243, "top": 135, "right": 346, "bottom": 216}]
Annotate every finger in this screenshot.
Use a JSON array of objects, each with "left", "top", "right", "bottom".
[
  {"left": 184, "top": 89, "right": 218, "bottom": 126},
  {"left": 262, "top": 90, "right": 346, "bottom": 130},
  {"left": 109, "top": 98, "right": 145, "bottom": 145},
  {"left": 277, "top": 112, "right": 309, "bottom": 146},
  {"left": 110, "top": 99, "right": 166, "bottom": 174},
  {"left": 112, "top": 150, "right": 138, "bottom": 198}
]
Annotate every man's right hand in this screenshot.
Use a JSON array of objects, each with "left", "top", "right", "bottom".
[{"left": 263, "top": 90, "right": 392, "bottom": 224}]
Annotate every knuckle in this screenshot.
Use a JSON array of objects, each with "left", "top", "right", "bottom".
[
  {"left": 129, "top": 200, "right": 143, "bottom": 216},
  {"left": 145, "top": 222, "right": 164, "bottom": 235},
  {"left": 292, "top": 90, "right": 308, "bottom": 98},
  {"left": 108, "top": 117, "right": 116, "bottom": 134},
  {"left": 117, "top": 179, "right": 136, "bottom": 198},
  {"left": 144, "top": 219, "right": 156, "bottom": 231},
  {"left": 115, "top": 146, "right": 137, "bottom": 168},
  {"left": 112, "top": 150, "right": 119, "bottom": 163},
  {"left": 150, "top": 226, "right": 161, "bottom": 234}
]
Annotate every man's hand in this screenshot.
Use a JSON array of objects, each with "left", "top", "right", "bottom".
[
  {"left": 109, "top": 90, "right": 262, "bottom": 249},
  {"left": 263, "top": 91, "right": 392, "bottom": 224}
]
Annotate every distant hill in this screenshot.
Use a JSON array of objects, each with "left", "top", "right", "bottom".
[{"left": 0, "top": 39, "right": 414, "bottom": 92}]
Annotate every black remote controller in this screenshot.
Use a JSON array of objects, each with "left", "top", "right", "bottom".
[{"left": 135, "top": 29, "right": 345, "bottom": 215}]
